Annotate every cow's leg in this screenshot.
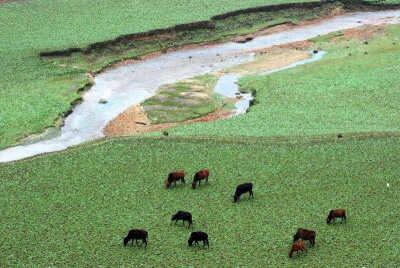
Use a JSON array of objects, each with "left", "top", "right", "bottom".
[{"left": 249, "top": 190, "right": 254, "bottom": 198}]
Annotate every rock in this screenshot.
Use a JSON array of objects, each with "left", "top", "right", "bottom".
[
  {"left": 234, "top": 36, "right": 254, "bottom": 43},
  {"left": 337, "top": 133, "right": 343, "bottom": 138},
  {"left": 98, "top": 98, "right": 108, "bottom": 104}
]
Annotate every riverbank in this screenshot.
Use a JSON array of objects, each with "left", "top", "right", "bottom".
[{"left": 2, "top": 0, "right": 398, "bottom": 150}]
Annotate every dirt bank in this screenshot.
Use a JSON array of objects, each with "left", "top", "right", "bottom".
[{"left": 104, "top": 106, "right": 232, "bottom": 136}]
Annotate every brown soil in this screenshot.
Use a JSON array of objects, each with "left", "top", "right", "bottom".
[
  {"left": 227, "top": 47, "right": 310, "bottom": 75},
  {"left": 104, "top": 106, "right": 233, "bottom": 136},
  {"left": 331, "top": 25, "right": 386, "bottom": 42}
]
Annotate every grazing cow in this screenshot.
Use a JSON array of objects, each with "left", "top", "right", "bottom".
[
  {"left": 192, "top": 169, "right": 210, "bottom": 189},
  {"left": 289, "top": 240, "right": 307, "bottom": 258},
  {"left": 326, "top": 208, "right": 346, "bottom": 224},
  {"left": 188, "top": 231, "right": 209, "bottom": 248},
  {"left": 123, "top": 229, "right": 148, "bottom": 247},
  {"left": 171, "top": 210, "right": 193, "bottom": 228},
  {"left": 233, "top": 182, "right": 254, "bottom": 202},
  {"left": 165, "top": 170, "right": 186, "bottom": 188},
  {"left": 293, "top": 228, "right": 316, "bottom": 247}
]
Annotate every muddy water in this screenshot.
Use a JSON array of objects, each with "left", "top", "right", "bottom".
[{"left": 1, "top": 10, "right": 400, "bottom": 163}]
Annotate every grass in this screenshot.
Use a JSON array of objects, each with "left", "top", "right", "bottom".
[
  {"left": 0, "top": 136, "right": 399, "bottom": 266},
  {"left": 141, "top": 74, "right": 223, "bottom": 123},
  {"left": 166, "top": 24, "right": 400, "bottom": 139}
]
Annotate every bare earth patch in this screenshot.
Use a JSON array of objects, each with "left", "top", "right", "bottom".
[
  {"left": 331, "top": 25, "right": 386, "bottom": 42},
  {"left": 104, "top": 106, "right": 232, "bottom": 136},
  {"left": 227, "top": 47, "right": 310, "bottom": 75}
]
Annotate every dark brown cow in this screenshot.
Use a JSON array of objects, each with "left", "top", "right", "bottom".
[
  {"left": 192, "top": 169, "right": 210, "bottom": 189},
  {"left": 289, "top": 240, "right": 306, "bottom": 258},
  {"left": 326, "top": 208, "right": 346, "bottom": 224},
  {"left": 293, "top": 228, "right": 316, "bottom": 247},
  {"left": 165, "top": 170, "right": 186, "bottom": 188}
]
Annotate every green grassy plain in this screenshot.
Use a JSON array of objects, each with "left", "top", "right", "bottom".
[
  {"left": 1, "top": 136, "right": 399, "bottom": 266},
  {"left": 168, "top": 24, "right": 400, "bottom": 139}
]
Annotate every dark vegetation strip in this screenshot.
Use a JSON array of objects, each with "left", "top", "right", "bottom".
[{"left": 40, "top": 1, "right": 400, "bottom": 58}]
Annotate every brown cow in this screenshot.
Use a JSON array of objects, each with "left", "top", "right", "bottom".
[
  {"left": 192, "top": 169, "right": 210, "bottom": 189},
  {"left": 289, "top": 240, "right": 306, "bottom": 258},
  {"left": 165, "top": 170, "right": 186, "bottom": 188},
  {"left": 293, "top": 228, "right": 316, "bottom": 247},
  {"left": 326, "top": 208, "right": 346, "bottom": 224}
]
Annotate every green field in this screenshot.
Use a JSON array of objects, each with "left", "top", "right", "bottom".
[
  {"left": 167, "top": 24, "right": 400, "bottom": 139},
  {"left": 1, "top": 136, "right": 399, "bottom": 266}
]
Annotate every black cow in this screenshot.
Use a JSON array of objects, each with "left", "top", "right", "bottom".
[
  {"left": 188, "top": 231, "right": 209, "bottom": 247},
  {"left": 171, "top": 210, "right": 193, "bottom": 228},
  {"left": 233, "top": 182, "right": 254, "bottom": 202},
  {"left": 123, "top": 229, "right": 148, "bottom": 247}
]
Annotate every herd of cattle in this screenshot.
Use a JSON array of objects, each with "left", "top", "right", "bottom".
[{"left": 124, "top": 169, "right": 347, "bottom": 258}]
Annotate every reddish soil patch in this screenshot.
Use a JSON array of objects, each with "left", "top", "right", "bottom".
[{"left": 104, "top": 106, "right": 233, "bottom": 136}]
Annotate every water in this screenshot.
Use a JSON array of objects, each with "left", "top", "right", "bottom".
[{"left": 1, "top": 10, "right": 400, "bottom": 162}]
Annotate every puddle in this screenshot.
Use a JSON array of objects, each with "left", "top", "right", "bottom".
[{"left": 1, "top": 10, "right": 400, "bottom": 162}]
